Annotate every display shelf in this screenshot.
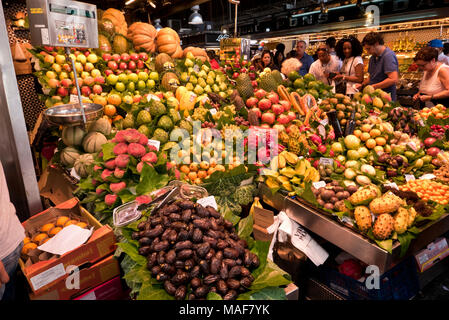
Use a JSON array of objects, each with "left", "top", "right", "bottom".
[{"left": 258, "top": 183, "right": 449, "bottom": 274}]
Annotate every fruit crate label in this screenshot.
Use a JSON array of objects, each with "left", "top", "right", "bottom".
[
  {"left": 70, "top": 94, "right": 79, "bottom": 103},
  {"left": 319, "top": 158, "right": 334, "bottom": 166},
  {"left": 209, "top": 108, "right": 217, "bottom": 115},
  {"left": 147, "top": 139, "right": 160, "bottom": 151},
  {"left": 419, "top": 174, "right": 436, "bottom": 180},
  {"left": 197, "top": 196, "right": 218, "bottom": 210},
  {"left": 313, "top": 181, "right": 326, "bottom": 189},
  {"left": 405, "top": 174, "right": 415, "bottom": 182},
  {"left": 384, "top": 182, "right": 399, "bottom": 190},
  {"left": 29, "top": 263, "right": 66, "bottom": 291}
]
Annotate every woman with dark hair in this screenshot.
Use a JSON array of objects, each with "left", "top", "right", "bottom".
[
  {"left": 258, "top": 50, "right": 277, "bottom": 71},
  {"left": 274, "top": 43, "right": 285, "bottom": 70},
  {"left": 413, "top": 47, "right": 449, "bottom": 108},
  {"left": 333, "top": 37, "right": 364, "bottom": 95}
]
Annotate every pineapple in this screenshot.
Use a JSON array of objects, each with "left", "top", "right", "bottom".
[
  {"left": 288, "top": 137, "right": 301, "bottom": 154},
  {"left": 373, "top": 214, "right": 395, "bottom": 240},
  {"left": 279, "top": 130, "right": 290, "bottom": 145},
  {"left": 354, "top": 206, "right": 372, "bottom": 232},
  {"left": 289, "top": 125, "right": 301, "bottom": 139}
]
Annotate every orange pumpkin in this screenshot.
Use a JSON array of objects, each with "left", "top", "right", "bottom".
[
  {"left": 183, "top": 47, "right": 208, "bottom": 63},
  {"left": 171, "top": 45, "right": 183, "bottom": 59},
  {"left": 102, "top": 8, "right": 127, "bottom": 35},
  {"left": 128, "top": 22, "right": 157, "bottom": 53},
  {"left": 156, "top": 27, "right": 180, "bottom": 57}
]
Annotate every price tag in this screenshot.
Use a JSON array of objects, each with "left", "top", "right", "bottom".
[
  {"left": 29, "top": 263, "right": 66, "bottom": 291},
  {"left": 40, "top": 28, "right": 49, "bottom": 45},
  {"left": 319, "top": 158, "right": 334, "bottom": 166},
  {"left": 147, "top": 139, "right": 160, "bottom": 151},
  {"left": 146, "top": 94, "right": 160, "bottom": 102},
  {"left": 405, "top": 174, "right": 415, "bottom": 182},
  {"left": 384, "top": 182, "right": 399, "bottom": 190},
  {"left": 70, "top": 94, "right": 79, "bottom": 103},
  {"left": 193, "top": 65, "right": 200, "bottom": 73},
  {"left": 320, "top": 118, "right": 329, "bottom": 126},
  {"left": 209, "top": 108, "right": 217, "bottom": 115},
  {"left": 341, "top": 216, "right": 354, "bottom": 227},
  {"left": 419, "top": 174, "right": 436, "bottom": 180},
  {"left": 197, "top": 196, "right": 218, "bottom": 210},
  {"left": 313, "top": 181, "right": 327, "bottom": 189}
]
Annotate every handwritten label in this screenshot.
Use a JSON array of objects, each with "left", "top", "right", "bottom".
[
  {"left": 319, "top": 158, "right": 334, "bottom": 166},
  {"left": 197, "top": 196, "right": 218, "bottom": 210},
  {"left": 405, "top": 174, "right": 416, "bottom": 182},
  {"left": 147, "top": 139, "right": 160, "bottom": 151},
  {"left": 29, "top": 263, "right": 66, "bottom": 291},
  {"left": 313, "top": 181, "right": 327, "bottom": 189},
  {"left": 209, "top": 108, "right": 217, "bottom": 115},
  {"left": 384, "top": 182, "right": 399, "bottom": 190},
  {"left": 70, "top": 94, "right": 79, "bottom": 103},
  {"left": 419, "top": 174, "right": 436, "bottom": 180}
]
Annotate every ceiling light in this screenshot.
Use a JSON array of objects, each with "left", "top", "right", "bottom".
[
  {"left": 148, "top": 1, "right": 156, "bottom": 8},
  {"left": 189, "top": 5, "right": 203, "bottom": 25},
  {"left": 125, "top": 0, "right": 136, "bottom": 5}
]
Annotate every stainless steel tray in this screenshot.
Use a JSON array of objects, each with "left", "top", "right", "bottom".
[
  {"left": 44, "top": 103, "right": 103, "bottom": 126},
  {"left": 258, "top": 183, "right": 449, "bottom": 273}
]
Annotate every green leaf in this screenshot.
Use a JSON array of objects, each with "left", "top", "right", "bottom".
[
  {"left": 294, "top": 181, "right": 318, "bottom": 206},
  {"left": 102, "top": 142, "right": 116, "bottom": 161},
  {"left": 250, "top": 259, "right": 292, "bottom": 291},
  {"left": 375, "top": 239, "right": 393, "bottom": 254},
  {"left": 250, "top": 241, "right": 271, "bottom": 279},
  {"left": 237, "top": 213, "right": 254, "bottom": 240},
  {"left": 249, "top": 287, "right": 287, "bottom": 300},
  {"left": 116, "top": 242, "right": 146, "bottom": 266},
  {"left": 95, "top": 201, "right": 108, "bottom": 213},
  {"left": 397, "top": 231, "right": 417, "bottom": 258},
  {"left": 223, "top": 205, "right": 241, "bottom": 225},
  {"left": 207, "top": 292, "right": 223, "bottom": 300},
  {"left": 136, "top": 164, "right": 169, "bottom": 196},
  {"left": 118, "top": 189, "right": 136, "bottom": 204},
  {"left": 137, "top": 282, "right": 175, "bottom": 300},
  {"left": 416, "top": 204, "right": 446, "bottom": 223},
  {"left": 78, "top": 178, "right": 95, "bottom": 191}
]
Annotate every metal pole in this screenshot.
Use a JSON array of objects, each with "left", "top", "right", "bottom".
[
  {"left": 65, "top": 47, "right": 86, "bottom": 126},
  {"left": 234, "top": 3, "right": 238, "bottom": 37}
]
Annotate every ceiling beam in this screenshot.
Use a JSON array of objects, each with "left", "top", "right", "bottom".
[{"left": 153, "top": 0, "right": 211, "bottom": 19}]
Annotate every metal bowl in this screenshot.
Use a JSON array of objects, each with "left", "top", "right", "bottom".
[{"left": 44, "top": 103, "right": 103, "bottom": 126}]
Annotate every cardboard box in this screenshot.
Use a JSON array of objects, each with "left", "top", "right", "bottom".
[
  {"left": 415, "top": 238, "right": 449, "bottom": 273},
  {"left": 29, "top": 255, "right": 120, "bottom": 300},
  {"left": 253, "top": 207, "right": 275, "bottom": 242},
  {"left": 19, "top": 198, "right": 116, "bottom": 295},
  {"left": 38, "top": 164, "right": 78, "bottom": 206},
  {"left": 73, "top": 276, "right": 124, "bottom": 300}
]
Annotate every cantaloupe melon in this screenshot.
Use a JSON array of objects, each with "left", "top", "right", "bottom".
[{"left": 82, "top": 132, "right": 107, "bottom": 153}]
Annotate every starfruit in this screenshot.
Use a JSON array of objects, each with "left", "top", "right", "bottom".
[
  {"left": 282, "top": 181, "right": 294, "bottom": 192},
  {"left": 290, "top": 177, "right": 303, "bottom": 185},
  {"left": 282, "top": 151, "right": 299, "bottom": 165},
  {"left": 280, "top": 167, "right": 297, "bottom": 179},
  {"left": 277, "top": 175, "right": 290, "bottom": 184},
  {"left": 265, "top": 177, "right": 280, "bottom": 189},
  {"left": 295, "top": 160, "right": 306, "bottom": 176},
  {"left": 262, "top": 168, "right": 279, "bottom": 178}
]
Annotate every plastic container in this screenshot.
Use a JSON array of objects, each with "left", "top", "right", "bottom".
[
  {"left": 180, "top": 184, "right": 208, "bottom": 200},
  {"left": 113, "top": 201, "right": 140, "bottom": 227}
]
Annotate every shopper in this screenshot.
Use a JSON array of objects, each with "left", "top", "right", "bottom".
[
  {"left": 333, "top": 37, "right": 364, "bottom": 95},
  {"left": 207, "top": 50, "right": 220, "bottom": 70},
  {"left": 258, "top": 50, "right": 277, "bottom": 71},
  {"left": 295, "top": 40, "right": 314, "bottom": 76},
  {"left": 356, "top": 32, "right": 399, "bottom": 101},
  {"left": 413, "top": 47, "right": 449, "bottom": 108},
  {"left": 428, "top": 39, "right": 449, "bottom": 66},
  {"left": 326, "top": 37, "right": 337, "bottom": 56},
  {"left": 0, "top": 160, "right": 25, "bottom": 301},
  {"left": 309, "top": 43, "right": 342, "bottom": 91},
  {"left": 286, "top": 49, "right": 297, "bottom": 59},
  {"left": 274, "top": 43, "right": 286, "bottom": 70}
]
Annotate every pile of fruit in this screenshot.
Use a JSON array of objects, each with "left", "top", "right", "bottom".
[
  {"left": 415, "top": 104, "right": 449, "bottom": 121},
  {"left": 133, "top": 199, "right": 260, "bottom": 300},
  {"left": 286, "top": 72, "right": 333, "bottom": 100},
  {"left": 399, "top": 179, "right": 449, "bottom": 205},
  {"left": 353, "top": 85, "right": 393, "bottom": 111}
]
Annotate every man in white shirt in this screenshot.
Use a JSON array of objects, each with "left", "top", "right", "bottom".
[
  {"left": 428, "top": 39, "right": 449, "bottom": 66},
  {"left": 309, "top": 43, "right": 342, "bottom": 90},
  {"left": 0, "top": 160, "right": 25, "bottom": 301}
]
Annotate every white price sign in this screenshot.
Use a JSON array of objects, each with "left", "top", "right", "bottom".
[
  {"left": 147, "top": 139, "right": 161, "bottom": 151},
  {"left": 313, "top": 181, "right": 327, "bottom": 189},
  {"left": 319, "top": 158, "right": 334, "bottom": 166},
  {"left": 384, "top": 182, "right": 399, "bottom": 190},
  {"left": 405, "top": 174, "right": 415, "bottom": 182}
]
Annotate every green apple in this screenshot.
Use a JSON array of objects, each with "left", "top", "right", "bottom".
[
  {"left": 186, "top": 83, "right": 194, "bottom": 91},
  {"left": 128, "top": 73, "right": 139, "bottom": 83},
  {"left": 107, "top": 74, "right": 118, "bottom": 85},
  {"left": 146, "top": 79, "right": 155, "bottom": 89},
  {"left": 194, "top": 85, "right": 204, "bottom": 95},
  {"left": 184, "top": 58, "right": 194, "bottom": 68},
  {"left": 127, "top": 82, "right": 135, "bottom": 92},
  {"left": 46, "top": 71, "right": 57, "bottom": 79},
  {"left": 84, "top": 62, "right": 94, "bottom": 72},
  {"left": 138, "top": 71, "right": 148, "bottom": 81},
  {"left": 149, "top": 72, "right": 159, "bottom": 81},
  {"left": 137, "top": 80, "right": 146, "bottom": 90},
  {"left": 115, "top": 82, "right": 126, "bottom": 92},
  {"left": 118, "top": 73, "right": 128, "bottom": 84}
]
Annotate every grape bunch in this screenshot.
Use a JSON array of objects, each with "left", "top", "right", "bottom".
[{"left": 234, "top": 116, "right": 250, "bottom": 127}]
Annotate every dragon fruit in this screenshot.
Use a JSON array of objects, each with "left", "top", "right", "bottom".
[
  {"left": 104, "top": 159, "right": 116, "bottom": 170},
  {"left": 123, "top": 129, "right": 141, "bottom": 143},
  {"left": 115, "top": 154, "right": 130, "bottom": 168},
  {"left": 113, "top": 143, "right": 128, "bottom": 155},
  {"left": 309, "top": 134, "right": 322, "bottom": 146},
  {"left": 128, "top": 143, "right": 146, "bottom": 158},
  {"left": 142, "top": 152, "right": 158, "bottom": 164},
  {"left": 101, "top": 169, "right": 113, "bottom": 181},
  {"left": 338, "top": 259, "right": 363, "bottom": 280},
  {"left": 138, "top": 134, "right": 149, "bottom": 146},
  {"left": 113, "top": 130, "right": 126, "bottom": 143},
  {"left": 114, "top": 167, "right": 126, "bottom": 179},
  {"left": 110, "top": 181, "right": 126, "bottom": 194}
]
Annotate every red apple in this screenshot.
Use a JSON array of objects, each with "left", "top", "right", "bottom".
[
  {"left": 271, "top": 104, "right": 284, "bottom": 115},
  {"left": 61, "top": 79, "right": 72, "bottom": 88},
  {"left": 94, "top": 76, "right": 105, "bottom": 85},
  {"left": 277, "top": 114, "right": 290, "bottom": 125},
  {"left": 424, "top": 137, "right": 437, "bottom": 147},
  {"left": 44, "top": 46, "right": 54, "bottom": 52},
  {"left": 249, "top": 73, "right": 256, "bottom": 80},
  {"left": 267, "top": 92, "right": 279, "bottom": 104},
  {"left": 108, "top": 61, "right": 118, "bottom": 70},
  {"left": 130, "top": 53, "right": 139, "bottom": 61},
  {"left": 104, "top": 70, "right": 113, "bottom": 77},
  {"left": 246, "top": 97, "right": 259, "bottom": 108},
  {"left": 128, "top": 61, "right": 137, "bottom": 70},
  {"left": 232, "top": 72, "right": 239, "bottom": 79},
  {"left": 92, "top": 84, "right": 103, "bottom": 94},
  {"left": 234, "top": 63, "right": 241, "bottom": 69},
  {"left": 83, "top": 77, "right": 95, "bottom": 86},
  {"left": 251, "top": 107, "right": 262, "bottom": 118},
  {"left": 427, "top": 147, "right": 441, "bottom": 157},
  {"left": 119, "top": 62, "right": 128, "bottom": 70},
  {"left": 317, "top": 144, "right": 327, "bottom": 153},
  {"left": 137, "top": 60, "right": 145, "bottom": 69},
  {"left": 139, "top": 52, "right": 149, "bottom": 61},
  {"left": 249, "top": 65, "right": 255, "bottom": 71},
  {"left": 102, "top": 53, "right": 112, "bottom": 62},
  {"left": 279, "top": 100, "right": 291, "bottom": 112},
  {"left": 70, "top": 87, "right": 78, "bottom": 95},
  {"left": 258, "top": 98, "right": 272, "bottom": 111},
  {"left": 80, "top": 86, "right": 91, "bottom": 96},
  {"left": 240, "top": 68, "right": 247, "bottom": 73},
  {"left": 255, "top": 89, "right": 267, "bottom": 100},
  {"left": 121, "top": 53, "right": 130, "bottom": 62},
  {"left": 261, "top": 112, "right": 275, "bottom": 125},
  {"left": 252, "top": 80, "right": 258, "bottom": 88},
  {"left": 57, "top": 87, "right": 68, "bottom": 97},
  {"left": 84, "top": 51, "right": 90, "bottom": 57},
  {"left": 242, "top": 60, "right": 248, "bottom": 66},
  {"left": 112, "top": 54, "right": 121, "bottom": 62}
]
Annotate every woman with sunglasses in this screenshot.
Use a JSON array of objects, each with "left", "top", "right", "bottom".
[{"left": 413, "top": 47, "right": 449, "bottom": 108}]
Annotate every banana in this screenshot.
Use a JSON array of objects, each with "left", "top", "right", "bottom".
[{"left": 249, "top": 197, "right": 263, "bottom": 218}]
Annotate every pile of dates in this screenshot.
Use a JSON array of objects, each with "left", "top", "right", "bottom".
[{"left": 133, "top": 199, "right": 260, "bottom": 300}]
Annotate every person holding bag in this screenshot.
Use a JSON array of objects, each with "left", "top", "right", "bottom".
[{"left": 333, "top": 37, "right": 364, "bottom": 96}]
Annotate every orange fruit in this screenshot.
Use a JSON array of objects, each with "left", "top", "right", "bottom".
[
  {"left": 104, "top": 104, "right": 117, "bottom": 116},
  {"left": 33, "top": 233, "right": 48, "bottom": 244},
  {"left": 180, "top": 165, "right": 190, "bottom": 174},
  {"left": 40, "top": 223, "right": 55, "bottom": 233},
  {"left": 366, "top": 138, "right": 376, "bottom": 149},
  {"left": 40, "top": 238, "right": 50, "bottom": 245},
  {"left": 360, "top": 132, "right": 371, "bottom": 141},
  {"left": 107, "top": 94, "right": 122, "bottom": 106},
  {"left": 361, "top": 124, "right": 372, "bottom": 132},
  {"left": 197, "top": 170, "right": 207, "bottom": 179},
  {"left": 23, "top": 237, "right": 31, "bottom": 245},
  {"left": 64, "top": 219, "right": 78, "bottom": 227},
  {"left": 188, "top": 172, "right": 198, "bottom": 181},
  {"left": 207, "top": 167, "right": 216, "bottom": 176},
  {"left": 215, "top": 164, "right": 225, "bottom": 172},
  {"left": 369, "top": 128, "right": 381, "bottom": 138},
  {"left": 49, "top": 227, "right": 62, "bottom": 237},
  {"left": 56, "top": 216, "right": 70, "bottom": 227},
  {"left": 375, "top": 137, "right": 386, "bottom": 146},
  {"left": 22, "top": 242, "right": 37, "bottom": 255},
  {"left": 353, "top": 129, "right": 362, "bottom": 138},
  {"left": 113, "top": 115, "right": 123, "bottom": 122},
  {"left": 76, "top": 222, "right": 88, "bottom": 229},
  {"left": 189, "top": 163, "right": 198, "bottom": 172},
  {"left": 194, "top": 178, "right": 202, "bottom": 185},
  {"left": 199, "top": 161, "right": 210, "bottom": 170}
]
